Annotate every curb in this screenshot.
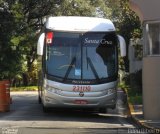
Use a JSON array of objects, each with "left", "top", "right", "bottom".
[
  {"left": 128, "top": 103, "right": 160, "bottom": 133},
  {"left": 121, "top": 88, "right": 160, "bottom": 132}
]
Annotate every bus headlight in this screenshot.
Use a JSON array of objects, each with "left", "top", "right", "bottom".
[
  {"left": 108, "top": 88, "right": 116, "bottom": 95},
  {"left": 46, "top": 85, "right": 61, "bottom": 95}
]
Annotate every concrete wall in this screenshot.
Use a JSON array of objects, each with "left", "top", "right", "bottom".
[
  {"left": 143, "top": 57, "right": 160, "bottom": 120},
  {"left": 130, "top": 0, "right": 160, "bottom": 22}
]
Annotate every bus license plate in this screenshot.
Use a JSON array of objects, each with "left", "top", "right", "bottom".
[{"left": 74, "top": 100, "right": 88, "bottom": 104}]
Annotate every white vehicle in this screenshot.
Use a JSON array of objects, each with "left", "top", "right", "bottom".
[{"left": 37, "top": 16, "right": 126, "bottom": 112}]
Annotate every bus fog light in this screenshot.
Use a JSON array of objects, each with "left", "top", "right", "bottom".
[
  {"left": 108, "top": 88, "right": 116, "bottom": 95},
  {"left": 46, "top": 86, "right": 55, "bottom": 92},
  {"left": 111, "top": 99, "right": 115, "bottom": 102},
  {"left": 45, "top": 97, "right": 51, "bottom": 102}
]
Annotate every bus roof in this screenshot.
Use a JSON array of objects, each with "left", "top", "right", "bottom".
[{"left": 45, "top": 16, "right": 115, "bottom": 32}]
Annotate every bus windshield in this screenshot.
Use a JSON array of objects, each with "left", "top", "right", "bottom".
[{"left": 45, "top": 31, "right": 118, "bottom": 84}]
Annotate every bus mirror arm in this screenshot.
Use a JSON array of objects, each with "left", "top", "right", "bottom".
[{"left": 117, "top": 35, "right": 126, "bottom": 57}]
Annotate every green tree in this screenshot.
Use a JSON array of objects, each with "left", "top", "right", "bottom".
[
  {"left": 0, "top": 1, "right": 23, "bottom": 80},
  {"left": 0, "top": 0, "right": 108, "bottom": 85},
  {"left": 104, "top": 0, "right": 142, "bottom": 71},
  {"left": 0, "top": 0, "right": 141, "bottom": 85}
]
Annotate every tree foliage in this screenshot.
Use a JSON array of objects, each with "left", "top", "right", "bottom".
[
  {"left": 0, "top": 0, "right": 141, "bottom": 83},
  {"left": 103, "top": 0, "right": 142, "bottom": 72}
]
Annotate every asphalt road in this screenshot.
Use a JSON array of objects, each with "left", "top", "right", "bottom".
[{"left": 0, "top": 90, "right": 140, "bottom": 134}]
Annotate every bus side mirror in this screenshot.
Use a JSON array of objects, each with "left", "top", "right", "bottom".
[
  {"left": 117, "top": 35, "right": 126, "bottom": 57},
  {"left": 37, "top": 33, "right": 45, "bottom": 55}
]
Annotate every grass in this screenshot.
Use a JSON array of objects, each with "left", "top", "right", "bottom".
[
  {"left": 119, "top": 82, "right": 142, "bottom": 105},
  {"left": 10, "top": 86, "right": 38, "bottom": 91},
  {"left": 129, "top": 95, "right": 142, "bottom": 105}
]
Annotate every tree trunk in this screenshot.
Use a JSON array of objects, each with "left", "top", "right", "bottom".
[{"left": 22, "top": 73, "right": 28, "bottom": 86}]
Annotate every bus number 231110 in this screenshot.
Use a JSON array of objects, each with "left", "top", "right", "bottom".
[{"left": 73, "top": 86, "right": 91, "bottom": 92}]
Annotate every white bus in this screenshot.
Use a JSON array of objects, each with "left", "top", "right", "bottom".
[{"left": 37, "top": 16, "right": 126, "bottom": 113}]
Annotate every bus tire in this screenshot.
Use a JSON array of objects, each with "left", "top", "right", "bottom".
[
  {"left": 38, "top": 96, "right": 42, "bottom": 104},
  {"left": 111, "top": 104, "right": 116, "bottom": 109},
  {"left": 99, "top": 108, "right": 107, "bottom": 113},
  {"left": 43, "top": 105, "right": 51, "bottom": 113}
]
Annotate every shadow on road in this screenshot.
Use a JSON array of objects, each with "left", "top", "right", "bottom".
[{"left": 0, "top": 91, "right": 136, "bottom": 128}]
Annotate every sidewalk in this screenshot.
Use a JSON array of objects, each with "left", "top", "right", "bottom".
[
  {"left": 120, "top": 88, "right": 160, "bottom": 133},
  {"left": 128, "top": 103, "right": 160, "bottom": 132}
]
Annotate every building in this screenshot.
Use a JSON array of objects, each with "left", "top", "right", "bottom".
[{"left": 130, "top": 0, "right": 160, "bottom": 120}]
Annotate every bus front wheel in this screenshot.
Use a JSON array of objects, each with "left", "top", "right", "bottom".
[
  {"left": 99, "top": 108, "right": 107, "bottom": 113},
  {"left": 42, "top": 105, "right": 51, "bottom": 113},
  {"left": 38, "top": 96, "right": 42, "bottom": 104}
]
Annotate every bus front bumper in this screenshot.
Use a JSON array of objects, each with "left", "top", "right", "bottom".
[{"left": 42, "top": 90, "right": 117, "bottom": 109}]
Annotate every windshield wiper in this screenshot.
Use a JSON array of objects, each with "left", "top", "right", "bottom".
[
  {"left": 87, "top": 57, "right": 100, "bottom": 83},
  {"left": 63, "top": 57, "right": 76, "bottom": 82}
]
